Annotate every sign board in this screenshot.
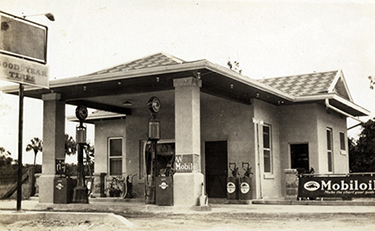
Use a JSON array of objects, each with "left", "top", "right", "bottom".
[
  {"left": 240, "top": 182, "right": 250, "bottom": 194},
  {"left": 174, "top": 154, "right": 199, "bottom": 173},
  {"left": 298, "top": 175, "right": 375, "bottom": 198},
  {"left": 227, "top": 182, "right": 236, "bottom": 194},
  {"left": 0, "top": 11, "right": 48, "bottom": 64},
  {"left": 0, "top": 53, "right": 49, "bottom": 88}
]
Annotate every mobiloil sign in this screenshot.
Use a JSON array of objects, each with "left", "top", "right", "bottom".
[{"left": 298, "top": 175, "right": 375, "bottom": 198}]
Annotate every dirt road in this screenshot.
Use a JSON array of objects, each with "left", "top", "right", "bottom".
[
  {"left": 2, "top": 212, "right": 375, "bottom": 231},
  {"left": 128, "top": 212, "right": 375, "bottom": 231}
]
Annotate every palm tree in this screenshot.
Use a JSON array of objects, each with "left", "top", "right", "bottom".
[
  {"left": 26, "top": 137, "right": 43, "bottom": 166},
  {"left": 25, "top": 137, "right": 42, "bottom": 196}
]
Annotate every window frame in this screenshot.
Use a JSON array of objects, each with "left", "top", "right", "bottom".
[
  {"left": 339, "top": 131, "right": 346, "bottom": 153},
  {"left": 108, "top": 137, "right": 123, "bottom": 176},
  {"left": 262, "top": 124, "right": 273, "bottom": 177},
  {"left": 326, "top": 128, "right": 333, "bottom": 173}
]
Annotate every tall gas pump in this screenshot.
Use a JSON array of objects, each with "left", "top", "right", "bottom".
[
  {"left": 145, "top": 97, "right": 175, "bottom": 205},
  {"left": 72, "top": 105, "right": 89, "bottom": 203},
  {"left": 145, "top": 97, "right": 161, "bottom": 204}
]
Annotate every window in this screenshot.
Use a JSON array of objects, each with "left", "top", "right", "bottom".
[
  {"left": 108, "top": 138, "right": 122, "bottom": 175},
  {"left": 139, "top": 139, "right": 175, "bottom": 179},
  {"left": 326, "top": 128, "right": 333, "bottom": 172},
  {"left": 340, "top": 132, "right": 346, "bottom": 151},
  {"left": 263, "top": 125, "right": 272, "bottom": 173}
]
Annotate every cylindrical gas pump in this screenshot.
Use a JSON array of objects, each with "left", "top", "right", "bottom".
[
  {"left": 227, "top": 163, "right": 239, "bottom": 200},
  {"left": 145, "top": 122, "right": 159, "bottom": 204},
  {"left": 145, "top": 97, "right": 175, "bottom": 206},
  {"left": 239, "top": 162, "right": 253, "bottom": 201},
  {"left": 145, "top": 97, "right": 161, "bottom": 204},
  {"left": 72, "top": 105, "right": 89, "bottom": 203}
]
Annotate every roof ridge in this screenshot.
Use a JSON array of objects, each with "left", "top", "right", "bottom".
[
  {"left": 83, "top": 52, "right": 185, "bottom": 76},
  {"left": 159, "top": 51, "right": 185, "bottom": 64}
]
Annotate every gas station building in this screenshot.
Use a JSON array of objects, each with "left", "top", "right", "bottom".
[{"left": 2, "top": 52, "right": 370, "bottom": 206}]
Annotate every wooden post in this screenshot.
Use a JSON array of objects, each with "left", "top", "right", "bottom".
[{"left": 17, "top": 84, "right": 24, "bottom": 211}]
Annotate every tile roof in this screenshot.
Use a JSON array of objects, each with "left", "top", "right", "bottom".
[
  {"left": 257, "top": 70, "right": 339, "bottom": 97},
  {"left": 86, "top": 52, "right": 186, "bottom": 76},
  {"left": 83, "top": 52, "right": 341, "bottom": 99}
]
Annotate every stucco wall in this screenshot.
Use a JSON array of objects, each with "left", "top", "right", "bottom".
[
  {"left": 94, "top": 119, "right": 127, "bottom": 175},
  {"left": 201, "top": 93, "right": 254, "bottom": 171},
  {"left": 277, "top": 103, "right": 349, "bottom": 196},
  {"left": 252, "top": 99, "right": 282, "bottom": 199},
  {"left": 279, "top": 103, "right": 348, "bottom": 174},
  {"left": 316, "top": 106, "right": 349, "bottom": 174},
  {"left": 201, "top": 93, "right": 255, "bottom": 197},
  {"left": 278, "top": 103, "right": 319, "bottom": 197},
  {"left": 279, "top": 104, "right": 320, "bottom": 170}
]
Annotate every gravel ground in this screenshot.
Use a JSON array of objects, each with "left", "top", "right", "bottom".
[
  {"left": 2, "top": 212, "right": 375, "bottom": 231},
  {"left": 3, "top": 220, "right": 123, "bottom": 231}
]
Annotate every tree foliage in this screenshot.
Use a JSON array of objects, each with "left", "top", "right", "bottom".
[
  {"left": 65, "top": 134, "right": 77, "bottom": 156},
  {"left": 227, "top": 58, "right": 242, "bottom": 74},
  {"left": 25, "top": 137, "right": 43, "bottom": 166},
  {"left": 369, "top": 76, "right": 375, "bottom": 90},
  {"left": 64, "top": 135, "right": 95, "bottom": 177},
  {"left": 0, "top": 147, "right": 13, "bottom": 167},
  {"left": 349, "top": 119, "right": 375, "bottom": 172},
  {"left": 83, "top": 142, "right": 95, "bottom": 176}
]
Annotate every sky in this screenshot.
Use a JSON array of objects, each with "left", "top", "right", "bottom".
[{"left": 0, "top": 0, "right": 375, "bottom": 164}]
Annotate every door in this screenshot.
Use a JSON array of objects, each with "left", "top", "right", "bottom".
[
  {"left": 205, "top": 141, "right": 228, "bottom": 198},
  {"left": 290, "top": 144, "right": 309, "bottom": 174}
]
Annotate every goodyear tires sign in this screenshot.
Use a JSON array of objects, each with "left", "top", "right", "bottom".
[
  {"left": 298, "top": 175, "right": 375, "bottom": 198},
  {"left": 0, "top": 54, "right": 49, "bottom": 88}
]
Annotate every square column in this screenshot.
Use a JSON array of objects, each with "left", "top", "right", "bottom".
[
  {"left": 39, "top": 93, "right": 65, "bottom": 203},
  {"left": 173, "top": 77, "right": 203, "bottom": 207}
]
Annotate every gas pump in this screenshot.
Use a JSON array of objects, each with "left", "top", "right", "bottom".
[
  {"left": 239, "top": 162, "right": 253, "bottom": 200},
  {"left": 227, "top": 163, "right": 240, "bottom": 200},
  {"left": 155, "top": 143, "right": 175, "bottom": 206},
  {"left": 145, "top": 97, "right": 175, "bottom": 205},
  {"left": 145, "top": 97, "right": 161, "bottom": 204},
  {"left": 72, "top": 105, "right": 89, "bottom": 203}
]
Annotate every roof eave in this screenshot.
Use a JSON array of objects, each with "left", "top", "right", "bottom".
[
  {"left": 294, "top": 93, "right": 370, "bottom": 117},
  {"left": 332, "top": 94, "right": 370, "bottom": 116},
  {"left": 51, "top": 60, "right": 209, "bottom": 88},
  {"left": 205, "top": 61, "right": 295, "bottom": 101},
  {"left": 0, "top": 60, "right": 209, "bottom": 95},
  {"left": 1, "top": 60, "right": 296, "bottom": 102}
]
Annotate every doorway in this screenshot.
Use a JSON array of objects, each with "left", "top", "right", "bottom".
[
  {"left": 205, "top": 141, "right": 228, "bottom": 198},
  {"left": 290, "top": 143, "right": 309, "bottom": 174}
]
